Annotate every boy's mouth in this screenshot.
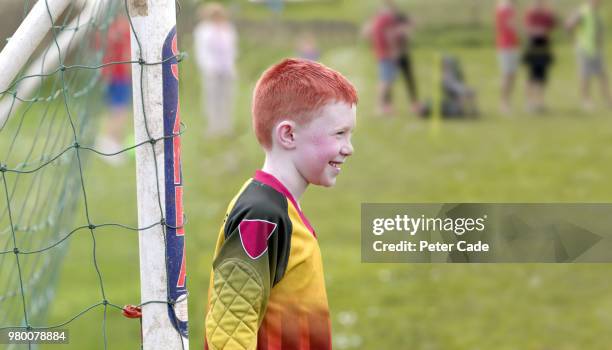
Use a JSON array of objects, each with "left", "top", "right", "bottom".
[{"left": 328, "top": 161, "right": 343, "bottom": 170}]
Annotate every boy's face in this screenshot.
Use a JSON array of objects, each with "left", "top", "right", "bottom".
[{"left": 293, "top": 101, "right": 356, "bottom": 187}]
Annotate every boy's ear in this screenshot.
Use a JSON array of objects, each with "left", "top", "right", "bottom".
[{"left": 275, "top": 121, "right": 297, "bottom": 150}]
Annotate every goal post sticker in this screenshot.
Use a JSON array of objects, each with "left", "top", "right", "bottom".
[{"left": 162, "top": 26, "right": 188, "bottom": 337}]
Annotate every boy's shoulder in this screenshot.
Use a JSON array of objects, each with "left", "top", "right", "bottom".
[
  {"left": 234, "top": 178, "right": 289, "bottom": 217},
  {"left": 223, "top": 174, "right": 292, "bottom": 238}
]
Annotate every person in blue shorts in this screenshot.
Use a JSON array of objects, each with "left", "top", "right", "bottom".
[{"left": 98, "top": 15, "right": 132, "bottom": 165}]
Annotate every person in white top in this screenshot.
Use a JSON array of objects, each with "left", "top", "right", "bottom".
[{"left": 193, "top": 3, "right": 238, "bottom": 136}]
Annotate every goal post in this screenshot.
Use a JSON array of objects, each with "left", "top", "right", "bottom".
[
  {"left": 128, "top": 0, "right": 188, "bottom": 349},
  {"left": 0, "top": 0, "right": 103, "bottom": 128},
  {"left": 0, "top": 0, "right": 71, "bottom": 95}
]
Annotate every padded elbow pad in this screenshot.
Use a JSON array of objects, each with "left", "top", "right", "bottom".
[{"left": 205, "top": 259, "right": 265, "bottom": 350}]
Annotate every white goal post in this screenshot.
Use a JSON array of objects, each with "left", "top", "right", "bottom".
[
  {"left": 128, "top": 0, "right": 189, "bottom": 349},
  {"left": 0, "top": 0, "right": 102, "bottom": 127},
  {"left": 0, "top": 0, "right": 71, "bottom": 95}
]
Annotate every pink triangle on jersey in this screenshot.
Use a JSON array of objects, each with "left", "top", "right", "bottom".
[{"left": 238, "top": 219, "right": 277, "bottom": 259}]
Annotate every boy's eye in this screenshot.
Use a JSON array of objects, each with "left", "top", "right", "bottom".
[{"left": 335, "top": 131, "right": 345, "bottom": 135}]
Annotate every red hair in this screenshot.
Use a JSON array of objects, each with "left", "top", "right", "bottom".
[{"left": 252, "top": 58, "right": 358, "bottom": 149}]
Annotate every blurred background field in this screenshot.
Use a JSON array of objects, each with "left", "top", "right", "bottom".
[{"left": 3, "top": 0, "right": 612, "bottom": 349}]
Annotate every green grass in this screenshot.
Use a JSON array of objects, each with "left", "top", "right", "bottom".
[
  {"left": 4, "top": 2, "right": 612, "bottom": 349},
  {"left": 40, "top": 40, "right": 612, "bottom": 349}
]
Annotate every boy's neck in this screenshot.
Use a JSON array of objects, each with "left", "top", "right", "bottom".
[{"left": 261, "top": 154, "right": 308, "bottom": 201}]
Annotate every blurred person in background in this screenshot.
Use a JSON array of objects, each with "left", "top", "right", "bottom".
[
  {"left": 194, "top": 2, "right": 238, "bottom": 136},
  {"left": 566, "top": 0, "right": 611, "bottom": 111},
  {"left": 419, "top": 55, "right": 479, "bottom": 119},
  {"left": 391, "top": 7, "right": 421, "bottom": 115},
  {"left": 495, "top": 0, "right": 520, "bottom": 115},
  {"left": 98, "top": 14, "right": 132, "bottom": 166},
  {"left": 441, "top": 55, "right": 479, "bottom": 118},
  {"left": 266, "top": 0, "right": 284, "bottom": 17},
  {"left": 522, "top": 0, "right": 556, "bottom": 113},
  {"left": 364, "top": 0, "right": 398, "bottom": 116},
  {"left": 295, "top": 32, "right": 320, "bottom": 62}
]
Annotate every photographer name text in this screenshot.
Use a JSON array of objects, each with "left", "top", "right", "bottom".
[{"left": 371, "top": 214, "right": 490, "bottom": 253}]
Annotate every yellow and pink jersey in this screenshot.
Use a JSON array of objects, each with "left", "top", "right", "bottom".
[{"left": 205, "top": 170, "right": 331, "bottom": 350}]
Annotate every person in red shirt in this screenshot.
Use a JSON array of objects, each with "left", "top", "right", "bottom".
[
  {"left": 495, "top": 0, "right": 520, "bottom": 114},
  {"left": 364, "top": 1, "right": 398, "bottom": 115},
  {"left": 98, "top": 15, "right": 132, "bottom": 165},
  {"left": 523, "top": 0, "right": 556, "bottom": 113}
]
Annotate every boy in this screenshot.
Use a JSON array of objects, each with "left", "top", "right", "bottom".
[
  {"left": 523, "top": 0, "right": 556, "bottom": 113},
  {"left": 97, "top": 14, "right": 132, "bottom": 165},
  {"left": 365, "top": 1, "right": 398, "bottom": 115},
  {"left": 566, "top": 0, "right": 611, "bottom": 110},
  {"left": 204, "top": 58, "right": 357, "bottom": 350},
  {"left": 392, "top": 6, "right": 420, "bottom": 115},
  {"left": 495, "top": 0, "right": 520, "bottom": 114},
  {"left": 193, "top": 2, "right": 238, "bottom": 136}
]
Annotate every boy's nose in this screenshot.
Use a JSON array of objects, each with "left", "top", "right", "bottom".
[{"left": 341, "top": 140, "right": 354, "bottom": 156}]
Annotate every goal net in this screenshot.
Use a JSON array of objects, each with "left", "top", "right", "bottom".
[{"left": 0, "top": 0, "right": 187, "bottom": 348}]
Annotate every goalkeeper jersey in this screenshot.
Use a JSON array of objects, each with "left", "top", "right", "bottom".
[{"left": 205, "top": 170, "right": 331, "bottom": 350}]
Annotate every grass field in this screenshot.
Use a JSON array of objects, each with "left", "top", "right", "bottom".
[{"left": 3, "top": 1, "right": 612, "bottom": 349}]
